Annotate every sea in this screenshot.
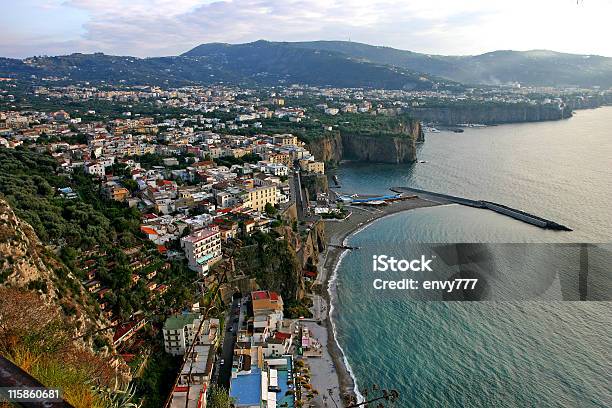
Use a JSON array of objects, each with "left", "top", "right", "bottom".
[{"left": 330, "top": 107, "right": 612, "bottom": 407}]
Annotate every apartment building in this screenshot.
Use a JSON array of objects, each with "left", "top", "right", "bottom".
[
  {"left": 251, "top": 291, "right": 284, "bottom": 344},
  {"left": 245, "top": 185, "right": 278, "bottom": 212},
  {"left": 181, "top": 227, "right": 222, "bottom": 275},
  {"left": 163, "top": 314, "right": 219, "bottom": 356},
  {"left": 272, "top": 134, "right": 297, "bottom": 146},
  {"left": 299, "top": 159, "right": 325, "bottom": 174}
]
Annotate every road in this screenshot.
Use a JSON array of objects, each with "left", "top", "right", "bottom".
[
  {"left": 292, "top": 170, "right": 308, "bottom": 220},
  {"left": 216, "top": 297, "right": 240, "bottom": 389}
]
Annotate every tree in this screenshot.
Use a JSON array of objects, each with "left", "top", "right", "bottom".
[
  {"left": 265, "top": 202, "right": 277, "bottom": 216},
  {"left": 207, "top": 385, "right": 233, "bottom": 408}
]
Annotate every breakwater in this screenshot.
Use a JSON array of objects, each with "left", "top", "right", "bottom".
[{"left": 391, "top": 187, "right": 572, "bottom": 231}]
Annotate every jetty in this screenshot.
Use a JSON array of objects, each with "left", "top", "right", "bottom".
[
  {"left": 391, "top": 187, "right": 572, "bottom": 231},
  {"left": 328, "top": 244, "right": 360, "bottom": 250}
]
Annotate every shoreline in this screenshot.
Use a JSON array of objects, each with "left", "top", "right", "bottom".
[{"left": 316, "top": 197, "right": 443, "bottom": 406}]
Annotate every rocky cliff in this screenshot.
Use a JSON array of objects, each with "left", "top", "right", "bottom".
[
  {"left": 405, "top": 104, "right": 572, "bottom": 125},
  {"left": 0, "top": 198, "right": 111, "bottom": 348},
  {"left": 307, "top": 119, "right": 423, "bottom": 165},
  {"left": 341, "top": 133, "right": 417, "bottom": 164}
]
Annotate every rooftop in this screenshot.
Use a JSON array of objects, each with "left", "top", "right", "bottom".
[
  {"left": 164, "top": 313, "right": 200, "bottom": 331},
  {"left": 229, "top": 367, "right": 262, "bottom": 407}
]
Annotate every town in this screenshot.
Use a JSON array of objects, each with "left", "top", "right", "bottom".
[{"left": 1, "top": 79, "right": 610, "bottom": 408}]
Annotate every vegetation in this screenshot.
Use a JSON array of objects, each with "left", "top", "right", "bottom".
[
  {"left": 134, "top": 352, "right": 181, "bottom": 408},
  {"left": 0, "top": 148, "right": 198, "bottom": 318},
  {"left": 207, "top": 385, "right": 234, "bottom": 408},
  {"left": 285, "top": 298, "right": 313, "bottom": 319},
  {"left": 214, "top": 153, "right": 262, "bottom": 167},
  {"left": 235, "top": 231, "right": 301, "bottom": 301},
  {"left": 0, "top": 288, "right": 118, "bottom": 408}
]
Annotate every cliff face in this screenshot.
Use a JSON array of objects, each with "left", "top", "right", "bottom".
[
  {"left": 307, "top": 132, "right": 343, "bottom": 164},
  {"left": 307, "top": 119, "right": 423, "bottom": 165},
  {"left": 0, "top": 198, "right": 111, "bottom": 348},
  {"left": 341, "top": 133, "right": 417, "bottom": 163},
  {"left": 0, "top": 199, "right": 55, "bottom": 289},
  {"left": 405, "top": 104, "right": 572, "bottom": 125}
]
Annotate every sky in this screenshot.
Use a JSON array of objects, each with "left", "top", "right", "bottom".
[{"left": 1, "top": 0, "right": 612, "bottom": 58}]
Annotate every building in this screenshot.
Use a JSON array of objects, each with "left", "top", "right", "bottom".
[
  {"left": 167, "top": 317, "right": 220, "bottom": 408},
  {"left": 84, "top": 162, "right": 105, "bottom": 177},
  {"left": 104, "top": 185, "right": 130, "bottom": 202},
  {"left": 245, "top": 185, "right": 278, "bottom": 212},
  {"left": 272, "top": 134, "right": 297, "bottom": 146},
  {"left": 251, "top": 291, "right": 283, "bottom": 344},
  {"left": 181, "top": 227, "right": 222, "bottom": 275},
  {"left": 163, "top": 314, "right": 219, "bottom": 356},
  {"left": 299, "top": 160, "right": 325, "bottom": 175}
]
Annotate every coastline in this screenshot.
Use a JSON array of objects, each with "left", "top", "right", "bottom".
[{"left": 316, "top": 197, "right": 443, "bottom": 406}]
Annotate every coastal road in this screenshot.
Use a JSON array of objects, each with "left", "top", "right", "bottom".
[
  {"left": 216, "top": 297, "right": 240, "bottom": 389},
  {"left": 292, "top": 170, "right": 309, "bottom": 220}
]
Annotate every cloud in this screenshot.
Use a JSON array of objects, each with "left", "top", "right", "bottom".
[{"left": 1, "top": 0, "right": 612, "bottom": 58}]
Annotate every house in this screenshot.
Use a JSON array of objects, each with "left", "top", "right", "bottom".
[
  {"left": 84, "top": 162, "right": 105, "bottom": 177},
  {"left": 244, "top": 185, "right": 278, "bottom": 212}
]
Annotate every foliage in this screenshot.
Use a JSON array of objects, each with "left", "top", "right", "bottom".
[
  {"left": 92, "top": 380, "right": 143, "bottom": 408},
  {"left": 235, "top": 231, "right": 301, "bottom": 301},
  {"left": 0, "top": 288, "right": 117, "bottom": 408},
  {"left": 214, "top": 153, "right": 262, "bottom": 167},
  {"left": 207, "top": 384, "right": 234, "bottom": 408},
  {"left": 0, "top": 148, "right": 140, "bottom": 250},
  {"left": 285, "top": 299, "right": 313, "bottom": 319},
  {"left": 134, "top": 352, "right": 181, "bottom": 408},
  {"left": 265, "top": 202, "right": 277, "bottom": 216}
]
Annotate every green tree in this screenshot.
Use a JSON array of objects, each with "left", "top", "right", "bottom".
[
  {"left": 207, "top": 385, "right": 233, "bottom": 408},
  {"left": 264, "top": 202, "right": 277, "bottom": 216}
]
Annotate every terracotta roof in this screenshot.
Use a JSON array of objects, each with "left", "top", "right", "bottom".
[{"left": 140, "top": 226, "right": 158, "bottom": 235}]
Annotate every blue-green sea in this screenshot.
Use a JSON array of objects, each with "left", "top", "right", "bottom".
[{"left": 331, "top": 107, "right": 612, "bottom": 407}]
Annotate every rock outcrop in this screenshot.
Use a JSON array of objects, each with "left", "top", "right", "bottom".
[
  {"left": 0, "top": 198, "right": 111, "bottom": 350},
  {"left": 0, "top": 198, "right": 56, "bottom": 290},
  {"left": 405, "top": 104, "right": 572, "bottom": 125},
  {"left": 307, "top": 119, "right": 423, "bottom": 165}
]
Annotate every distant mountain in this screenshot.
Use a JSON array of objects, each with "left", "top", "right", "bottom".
[
  {"left": 1, "top": 40, "right": 611, "bottom": 88},
  {"left": 290, "top": 41, "right": 612, "bottom": 88},
  {"left": 0, "top": 53, "right": 243, "bottom": 86},
  {"left": 0, "top": 42, "right": 446, "bottom": 90},
  {"left": 181, "top": 40, "right": 442, "bottom": 89}
]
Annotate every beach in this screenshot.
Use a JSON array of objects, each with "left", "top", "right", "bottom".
[{"left": 308, "top": 197, "right": 442, "bottom": 406}]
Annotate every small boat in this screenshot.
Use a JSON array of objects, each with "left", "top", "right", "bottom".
[{"left": 418, "top": 160, "right": 428, "bottom": 164}]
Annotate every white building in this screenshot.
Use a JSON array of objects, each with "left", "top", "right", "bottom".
[
  {"left": 84, "top": 162, "right": 105, "bottom": 177},
  {"left": 163, "top": 314, "right": 219, "bottom": 356},
  {"left": 264, "top": 163, "right": 289, "bottom": 177},
  {"left": 181, "top": 227, "right": 222, "bottom": 275}
]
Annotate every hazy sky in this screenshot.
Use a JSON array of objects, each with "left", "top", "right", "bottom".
[{"left": 1, "top": 0, "right": 612, "bottom": 58}]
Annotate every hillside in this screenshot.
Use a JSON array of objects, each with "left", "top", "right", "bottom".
[
  {"left": 0, "top": 198, "right": 123, "bottom": 407},
  {"left": 0, "top": 42, "right": 448, "bottom": 90},
  {"left": 290, "top": 41, "right": 612, "bottom": 87},
  {"left": 2, "top": 40, "right": 610, "bottom": 88},
  {"left": 182, "top": 40, "right": 440, "bottom": 89}
]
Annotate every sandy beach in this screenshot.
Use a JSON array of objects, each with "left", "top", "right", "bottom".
[{"left": 308, "top": 197, "right": 442, "bottom": 406}]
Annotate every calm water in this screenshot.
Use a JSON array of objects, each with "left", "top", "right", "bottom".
[
  {"left": 332, "top": 107, "right": 612, "bottom": 407},
  {"left": 335, "top": 106, "right": 612, "bottom": 242}
]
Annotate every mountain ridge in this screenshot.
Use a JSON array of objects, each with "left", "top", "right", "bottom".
[{"left": 1, "top": 40, "right": 611, "bottom": 88}]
